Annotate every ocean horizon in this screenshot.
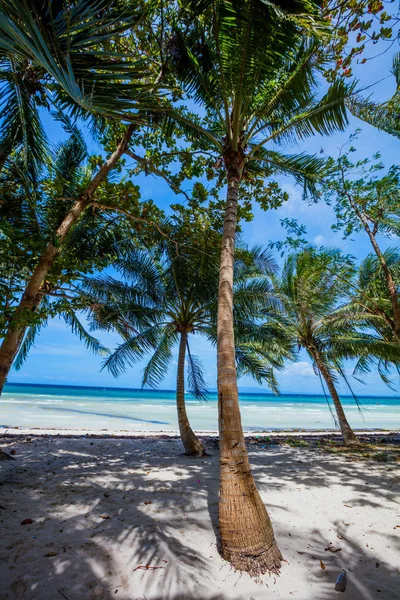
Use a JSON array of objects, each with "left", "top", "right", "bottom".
[{"left": 1, "top": 382, "right": 400, "bottom": 432}]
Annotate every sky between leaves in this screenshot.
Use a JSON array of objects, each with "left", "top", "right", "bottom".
[{"left": 8, "top": 30, "right": 400, "bottom": 396}]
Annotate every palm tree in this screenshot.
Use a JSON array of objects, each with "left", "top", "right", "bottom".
[
  {"left": 269, "top": 247, "right": 400, "bottom": 445},
  {"left": 347, "top": 249, "right": 400, "bottom": 388},
  {"left": 84, "top": 229, "right": 291, "bottom": 456},
  {"left": 0, "top": 126, "right": 164, "bottom": 386},
  {"left": 324, "top": 151, "right": 400, "bottom": 340},
  {"left": 155, "top": 0, "right": 352, "bottom": 572},
  {"left": 0, "top": 0, "right": 165, "bottom": 392}
]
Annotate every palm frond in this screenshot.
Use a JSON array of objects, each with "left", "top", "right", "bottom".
[
  {"left": 62, "top": 310, "right": 109, "bottom": 356},
  {"left": 186, "top": 342, "right": 209, "bottom": 400}
]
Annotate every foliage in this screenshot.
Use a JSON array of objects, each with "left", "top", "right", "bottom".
[
  {"left": 347, "top": 49, "right": 400, "bottom": 138},
  {"left": 326, "top": 0, "right": 399, "bottom": 81},
  {"left": 83, "top": 219, "right": 293, "bottom": 395},
  {"left": 136, "top": 0, "right": 354, "bottom": 218},
  {"left": 0, "top": 126, "right": 165, "bottom": 363},
  {"left": 342, "top": 249, "right": 400, "bottom": 387},
  {"left": 267, "top": 247, "right": 400, "bottom": 408},
  {"left": 324, "top": 139, "right": 400, "bottom": 239}
]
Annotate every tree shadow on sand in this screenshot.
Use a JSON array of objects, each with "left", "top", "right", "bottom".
[
  {"left": 0, "top": 437, "right": 223, "bottom": 600},
  {"left": 0, "top": 436, "right": 399, "bottom": 600}
]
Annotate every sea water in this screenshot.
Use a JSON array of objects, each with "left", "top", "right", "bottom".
[{"left": 1, "top": 383, "right": 399, "bottom": 432}]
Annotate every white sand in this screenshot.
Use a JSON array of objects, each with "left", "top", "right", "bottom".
[{"left": 0, "top": 435, "right": 399, "bottom": 600}]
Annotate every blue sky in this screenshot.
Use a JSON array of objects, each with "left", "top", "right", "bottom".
[{"left": 8, "top": 40, "right": 400, "bottom": 396}]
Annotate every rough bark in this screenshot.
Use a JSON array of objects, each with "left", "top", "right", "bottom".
[
  {"left": 176, "top": 331, "right": 206, "bottom": 456},
  {"left": 217, "top": 173, "right": 282, "bottom": 575},
  {"left": 0, "top": 125, "right": 135, "bottom": 395},
  {"left": 313, "top": 350, "right": 359, "bottom": 446}
]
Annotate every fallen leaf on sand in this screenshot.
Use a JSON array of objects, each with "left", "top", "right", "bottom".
[
  {"left": 21, "top": 519, "right": 34, "bottom": 525},
  {"left": 343, "top": 504, "right": 352, "bottom": 508},
  {"left": 143, "top": 500, "right": 152, "bottom": 505},
  {"left": 100, "top": 515, "right": 111, "bottom": 520},
  {"left": 132, "top": 565, "right": 165, "bottom": 572},
  {"left": 342, "top": 521, "right": 350, "bottom": 526},
  {"left": 325, "top": 545, "right": 342, "bottom": 553},
  {"left": 320, "top": 560, "right": 326, "bottom": 570},
  {"left": 44, "top": 552, "right": 58, "bottom": 557},
  {"left": 337, "top": 534, "right": 346, "bottom": 540}
]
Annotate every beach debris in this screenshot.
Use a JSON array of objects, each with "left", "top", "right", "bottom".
[
  {"left": 343, "top": 504, "right": 352, "bottom": 508},
  {"left": 335, "top": 571, "right": 347, "bottom": 592},
  {"left": 143, "top": 500, "right": 152, "bottom": 505},
  {"left": 337, "top": 534, "right": 346, "bottom": 540},
  {"left": 44, "top": 552, "right": 58, "bottom": 557},
  {"left": 325, "top": 543, "right": 342, "bottom": 553},
  {"left": 320, "top": 560, "right": 326, "bottom": 570},
  {"left": 100, "top": 515, "right": 111, "bottom": 520},
  {"left": 21, "top": 519, "right": 34, "bottom": 525},
  {"left": 10, "top": 449, "right": 17, "bottom": 455},
  {"left": 342, "top": 521, "right": 350, "bottom": 526},
  {"left": 132, "top": 564, "right": 165, "bottom": 572}
]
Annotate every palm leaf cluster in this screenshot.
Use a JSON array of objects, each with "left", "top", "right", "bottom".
[
  {"left": 164, "top": 0, "right": 352, "bottom": 197},
  {"left": 266, "top": 247, "right": 400, "bottom": 406},
  {"left": 83, "top": 229, "right": 293, "bottom": 396},
  {"left": 0, "top": 0, "right": 163, "bottom": 179},
  {"left": 0, "top": 127, "right": 137, "bottom": 365}
]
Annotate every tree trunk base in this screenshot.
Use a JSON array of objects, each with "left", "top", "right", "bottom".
[
  {"left": 343, "top": 436, "right": 360, "bottom": 447},
  {"left": 224, "top": 541, "right": 283, "bottom": 576},
  {"left": 184, "top": 449, "right": 209, "bottom": 457},
  {"left": 182, "top": 439, "right": 208, "bottom": 457}
]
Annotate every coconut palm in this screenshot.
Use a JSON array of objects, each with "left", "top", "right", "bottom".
[
  {"left": 0, "top": 126, "right": 164, "bottom": 382},
  {"left": 346, "top": 249, "right": 400, "bottom": 388},
  {"left": 268, "top": 247, "right": 400, "bottom": 445},
  {"left": 84, "top": 229, "right": 292, "bottom": 456},
  {"left": 0, "top": 0, "right": 165, "bottom": 392},
  {"left": 157, "top": 0, "right": 352, "bottom": 572}
]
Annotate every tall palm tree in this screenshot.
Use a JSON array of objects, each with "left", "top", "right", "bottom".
[
  {"left": 84, "top": 231, "right": 292, "bottom": 456},
  {"left": 269, "top": 247, "right": 400, "bottom": 445},
  {"left": 0, "top": 127, "right": 164, "bottom": 386},
  {"left": 156, "top": 0, "right": 352, "bottom": 572},
  {"left": 0, "top": 0, "right": 164, "bottom": 392},
  {"left": 347, "top": 249, "right": 400, "bottom": 388}
]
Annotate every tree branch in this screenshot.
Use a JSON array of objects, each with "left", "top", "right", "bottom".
[{"left": 125, "top": 149, "right": 192, "bottom": 202}]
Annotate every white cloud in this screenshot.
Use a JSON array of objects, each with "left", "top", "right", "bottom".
[
  {"left": 282, "top": 361, "right": 315, "bottom": 378},
  {"left": 313, "top": 234, "right": 325, "bottom": 245}
]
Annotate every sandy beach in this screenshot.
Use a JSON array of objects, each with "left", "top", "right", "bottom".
[{"left": 0, "top": 432, "right": 399, "bottom": 600}]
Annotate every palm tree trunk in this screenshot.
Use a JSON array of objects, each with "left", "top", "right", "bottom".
[
  {"left": 349, "top": 200, "right": 400, "bottom": 339},
  {"left": 0, "top": 125, "right": 135, "bottom": 395},
  {"left": 217, "top": 175, "right": 282, "bottom": 575},
  {"left": 176, "top": 331, "right": 206, "bottom": 456},
  {"left": 363, "top": 228, "right": 400, "bottom": 340},
  {"left": 313, "top": 351, "right": 359, "bottom": 446}
]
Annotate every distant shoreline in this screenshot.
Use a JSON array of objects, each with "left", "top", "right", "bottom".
[
  {"left": 1, "top": 426, "right": 399, "bottom": 438},
  {"left": 5, "top": 381, "right": 400, "bottom": 400}
]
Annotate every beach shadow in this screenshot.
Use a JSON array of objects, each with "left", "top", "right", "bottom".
[
  {"left": 0, "top": 436, "right": 399, "bottom": 600},
  {"left": 39, "top": 405, "right": 169, "bottom": 425}
]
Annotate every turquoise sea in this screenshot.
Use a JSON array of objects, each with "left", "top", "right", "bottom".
[{"left": 1, "top": 383, "right": 400, "bottom": 432}]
